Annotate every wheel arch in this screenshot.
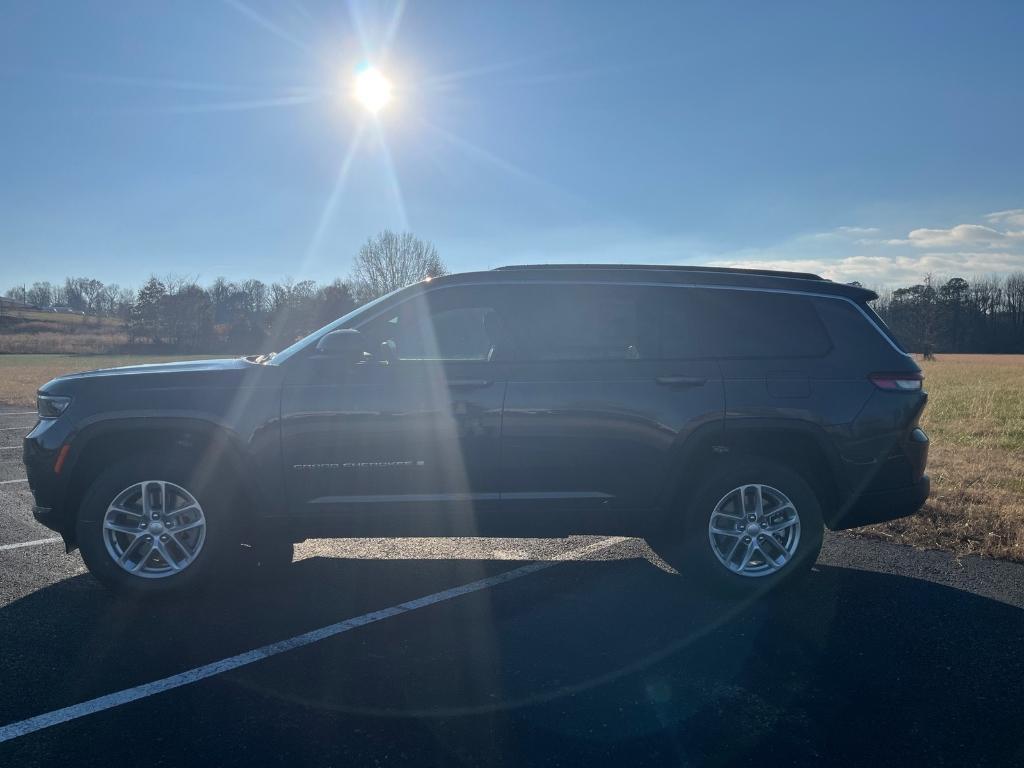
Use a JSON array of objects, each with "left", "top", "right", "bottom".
[
  {"left": 664, "top": 418, "right": 847, "bottom": 527},
  {"left": 61, "top": 417, "right": 265, "bottom": 549}
]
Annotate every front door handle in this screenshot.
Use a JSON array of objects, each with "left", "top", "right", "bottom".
[
  {"left": 447, "top": 379, "right": 493, "bottom": 389},
  {"left": 656, "top": 375, "right": 707, "bottom": 388}
]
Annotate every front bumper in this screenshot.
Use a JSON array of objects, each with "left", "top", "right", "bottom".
[
  {"left": 23, "top": 417, "right": 74, "bottom": 539},
  {"left": 830, "top": 475, "right": 930, "bottom": 531}
]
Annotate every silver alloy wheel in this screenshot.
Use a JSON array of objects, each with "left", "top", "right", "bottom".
[
  {"left": 707, "top": 483, "right": 801, "bottom": 578},
  {"left": 102, "top": 480, "right": 207, "bottom": 579}
]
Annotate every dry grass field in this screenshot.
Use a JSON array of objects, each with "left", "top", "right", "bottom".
[
  {"left": 0, "top": 352, "right": 1021, "bottom": 562},
  {"left": 0, "top": 307, "right": 128, "bottom": 354}
]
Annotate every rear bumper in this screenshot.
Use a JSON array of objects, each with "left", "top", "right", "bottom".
[{"left": 829, "top": 475, "right": 930, "bottom": 531}]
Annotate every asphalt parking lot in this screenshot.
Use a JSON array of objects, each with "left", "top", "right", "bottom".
[{"left": 1, "top": 406, "right": 1023, "bottom": 767}]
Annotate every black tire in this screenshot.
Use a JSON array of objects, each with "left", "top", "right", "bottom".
[
  {"left": 649, "top": 458, "right": 824, "bottom": 597},
  {"left": 76, "top": 454, "right": 237, "bottom": 597}
]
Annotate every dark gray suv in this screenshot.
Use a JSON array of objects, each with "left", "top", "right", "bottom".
[{"left": 24, "top": 265, "right": 929, "bottom": 596}]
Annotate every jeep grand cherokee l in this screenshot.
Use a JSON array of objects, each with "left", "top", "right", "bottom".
[{"left": 23, "top": 265, "right": 929, "bottom": 596}]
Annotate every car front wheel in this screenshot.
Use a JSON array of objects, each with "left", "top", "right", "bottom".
[{"left": 76, "top": 455, "right": 235, "bottom": 597}]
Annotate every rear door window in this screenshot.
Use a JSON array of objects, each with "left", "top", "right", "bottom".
[
  {"left": 660, "top": 288, "right": 832, "bottom": 358},
  {"left": 505, "top": 284, "right": 659, "bottom": 361}
]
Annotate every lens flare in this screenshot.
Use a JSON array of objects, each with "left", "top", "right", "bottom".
[{"left": 353, "top": 66, "right": 393, "bottom": 114}]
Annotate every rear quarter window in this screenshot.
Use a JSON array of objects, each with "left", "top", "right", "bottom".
[{"left": 662, "top": 288, "right": 832, "bottom": 358}]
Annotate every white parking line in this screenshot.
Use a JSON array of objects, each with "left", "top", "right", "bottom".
[
  {"left": 0, "top": 478, "right": 28, "bottom": 485},
  {"left": 0, "top": 426, "right": 31, "bottom": 431},
  {"left": 0, "top": 411, "right": 37, "bottom": 416},
  {"left": 0, "top": 535, "right": 627, "bottom": 743},
  {"left": 0, "top": 446, "right": 20, "bottom": 450},
  {"left": 0, "top": 537, "right": 62, "bottom": 552}
]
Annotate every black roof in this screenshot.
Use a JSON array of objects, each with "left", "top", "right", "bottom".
[
  {"left": 430, "top": 264, "right": 877, "bottom": 302},
  {"left": 495, "top": 263, "right": 826, "bottom": 281}
]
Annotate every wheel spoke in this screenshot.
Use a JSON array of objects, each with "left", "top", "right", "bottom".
[
  {"left": 173, "top": 518, "right": 204, "bottom": 533},
  {"left": 766, "top": 517, "right": 798, "bottom": 534},
  {"left": 154, "top": 540, "right": 181, "bottom": 571},
  {"left": 118, "top": 535, "right": 143, "bottom": 562},
  {"left": 141, "top": 483, "right": 153, "bottom": 518},
  {"left": 109, "top": 505, "right": 143, "bottom": 519},
  {"left": 712, "top": 506, "right": 744, "bottom": 521},
  {"left": 723, "top": 536, "right": 743, "bottom": 563},
  {"left": 756, "top": 540, "right": 782, "bottom": 568},
  {"left": 735, "top": 540, "right": 756, "bottom": 571},
  {"left": 130, "top": 542, "right": 155, "bottom": 571},
  {"left": 166, "top": 505, "right": 201, "bottom": 524},
  {"left": 710, "top": 525, "right": 742, "bottom": 537},
  {"left": 104, "top": 520, "right": 143, "bottom": 535}
]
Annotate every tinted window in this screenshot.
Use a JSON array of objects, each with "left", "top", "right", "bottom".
[
  {"left": 661, "top": 288, "right": 832, "bottom": 358},
  {"left": 507, "top": 285, "right": 658, "bottom": 361},
  {"left": 360, "top": 287, "right": 509, "bottom": 361}
]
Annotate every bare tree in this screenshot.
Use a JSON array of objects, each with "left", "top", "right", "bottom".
[
  {"left": 350, "top": 230, "right": 446, "bottom": 301},
  {"left": 26, "top": 281, "right": 54, "bottom": 308}
]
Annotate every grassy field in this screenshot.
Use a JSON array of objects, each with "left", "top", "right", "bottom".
[
  {"left": 0, "top": 352, "right": 1021, "bottom": 562},
  {"left": 0, "top": 354, "right": 218, "bottom": 406},
  {"left": 0, "top": 307, "right": 128, "bottom": 354}
]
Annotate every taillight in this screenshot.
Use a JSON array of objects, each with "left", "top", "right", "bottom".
[{"left": 869, "top": 372, "right": 923, "bottom": 391}]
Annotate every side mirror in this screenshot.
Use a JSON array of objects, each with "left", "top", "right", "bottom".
[{"left": 316, "top": 329, "right": 367, "bottom": 363}]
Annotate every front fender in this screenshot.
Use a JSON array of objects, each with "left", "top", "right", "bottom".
[{"left": 54, "top": 413, "right": 283, "bottom": 548}]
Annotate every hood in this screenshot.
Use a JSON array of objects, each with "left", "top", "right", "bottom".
[
  {"left": 52, "top": 357, "right": 252, "bottom": 381},
  {"left": 37, "top": 357, "right": 261, "bottom": 398}
]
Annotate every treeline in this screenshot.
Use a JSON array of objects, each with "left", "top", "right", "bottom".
[
  {"left": 873, "top": 273, "right": 1024, "bottom": 354},
  {"left": 7, "top": 254, "right": 1024, "bottom": 355},
  {"left": 2, "top": 231, "right": 445, "bottom": 353}
]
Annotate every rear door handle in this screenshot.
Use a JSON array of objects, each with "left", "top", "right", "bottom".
[
  {"left": 447, "top": 379, "right": 493, "bottom": 389},
  {"left": 656, "top": 375, "right": 707, "bottom": 388}
]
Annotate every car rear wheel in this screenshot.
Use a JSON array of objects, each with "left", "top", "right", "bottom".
[
  {"left": 651, "top": 459, "right": 824, "bottom": 596},
  {"left": 77, "top": 455, "right": 235, "bottom": 597}
]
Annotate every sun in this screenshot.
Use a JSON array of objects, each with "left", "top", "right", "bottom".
[{"left": 353, "top": 66, "right": 393, "bottom": 114}]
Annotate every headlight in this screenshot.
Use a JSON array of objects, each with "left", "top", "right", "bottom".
[{"left": 37, "top": 395, "right": 71, "bottom": 419}]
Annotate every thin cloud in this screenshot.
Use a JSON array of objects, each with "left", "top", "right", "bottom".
[
  {"left": 985, "top": 209, "right": 1024, "bottom": 228},
  {"left": 709, "top": 252, "right": 1024, "bottom": 287},
  {"left": 836, "top": 226, "right": 880, "bottom": 234},
  {"left": 900, "top": 223, "right": 1022, "bottom": 249}
]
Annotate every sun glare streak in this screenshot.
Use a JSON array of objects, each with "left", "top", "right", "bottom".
[
  {"left": 284, "top": 0, "right": 317, "bottom": 26},
  {"left": 300, "top": 122, "right": 368, "bottom": 271},
  {"left": 381, "top": 0, "right": 407, "bottom": 55},
  {"left": 154, "top": 93, "right": 324, "bottom": 114},
  {"left": 373, "top": 122, "right": 408, "bottom": 229},
  {"left": 419, "top": 55, "right": 544, "bottom": 91},
  {"left": 417, "top": 118, "right": 580, "bottom": 203},
  {"left": 222, "top": 0, "right": 315, "bottom": 54},
  {"left": 63, "top": 73, "right": 291, "bottom": 93}
]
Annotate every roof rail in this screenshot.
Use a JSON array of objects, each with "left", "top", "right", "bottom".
[{"left": 493, "top": 264, "right": 825, "bottom": 281}]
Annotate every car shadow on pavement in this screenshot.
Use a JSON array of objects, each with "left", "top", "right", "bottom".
[{"left": 0, "top": 551, "right": 1022, "bottom": 767}]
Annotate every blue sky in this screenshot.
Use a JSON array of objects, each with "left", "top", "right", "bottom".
[{"left": 2, "top": 0, "right": 1023, "bottom": 291}]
